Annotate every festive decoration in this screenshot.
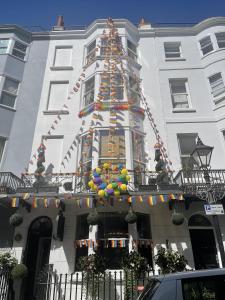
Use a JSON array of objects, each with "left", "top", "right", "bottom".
[
  {"left": 9, "top": 213, "right": 23, "bottom": 227},
  {"left": 89, "top": 164, "right": 129, "bottom": 197},
  {"left": 87, "top": 208, "right": 99, "bottom": 225},
  {"left": 171, "top": 212, "right": 185, "bottom": 226},
  {"left": 125, "top": 206, "right": 137, "bottom": 224}
]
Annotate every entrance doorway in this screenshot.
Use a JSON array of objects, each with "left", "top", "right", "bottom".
[
  {"left": 23, "top": 217, "right": 52, "bottom": 299},
  {"left": 189, "top": 214, "right": 218, "bottom": 270}
]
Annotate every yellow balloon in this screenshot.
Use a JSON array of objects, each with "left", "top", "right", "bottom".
[
  {"left": 121, "top": 168, "right": 128, "bottom": 175},
  {"left": 103, "top": 163, "right": 110, "bottom": 169},
  {"left": 114, "top": 190, "right": 120, "bottom": 197},
  {"left": 107, "top": 184, "right": 113, "bottom": 190},
  {"left": 98, "top": 190, "right": 105, "bottom": 197},
  {"left": 126, "top": 175, "right": 131, "bottom": 181},
  {"left": 91, "top": 185, "right": 98, "bottom": 191},
  {"left": 95, "top": 167, "right": 101, "bottom": 174},
  {"left": 120, "top": 184, "right": 127, "bottom": 191},
  {"left": 88, "top": 180, "right": 94, "bottom": 187}
]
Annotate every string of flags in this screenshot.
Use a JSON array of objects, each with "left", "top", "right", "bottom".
[
  {"left": 74, "top": 239, "right": 153, "bottom": 249},
  {"left": 10, "top": 193, "right": 184, "bottom": 208}
]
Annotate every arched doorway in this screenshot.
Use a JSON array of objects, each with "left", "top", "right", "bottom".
[
  {"left": 23, "top": 216, "right": 52, "bottom": 299},
  {"left": 189, "top": 214, "right": 218, "bottom": 270}
]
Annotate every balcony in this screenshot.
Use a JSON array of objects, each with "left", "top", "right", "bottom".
[
  {"left": 0, "top": 172, "right": 25, "bottom": 194},
  {"left": 174, "top": 169, "right": 225, "bottom": 202}
]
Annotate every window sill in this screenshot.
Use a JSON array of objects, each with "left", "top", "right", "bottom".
[
  {"left": 201, "top": 48, "right": 225, "bottom": 59},
  {"left": 8, "top": 53, "right": 26, "bottom": 62},
  {"left": 50, "top": 66, "right": 73, "bottom": 71},
  {"left": 172, "top": 108, "right": 196, "bottom": 113},
  {"left": 165, "top": 58, "right": 186, "bottom": 61},
  {"left": 43, "top": 110, "right": 69, "bottom": 115},
  {"left": 0, "top": 104, "right": 16, "bottom": 112}
]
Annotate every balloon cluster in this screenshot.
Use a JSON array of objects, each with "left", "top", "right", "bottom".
[{"left": 88, "top": 163, "right": 130, "bottom": 197}]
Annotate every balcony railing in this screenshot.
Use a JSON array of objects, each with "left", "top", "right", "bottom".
[
  {"left": 174, "top": 169, "right": 225, "bottom": 201},
  {"left": 18, "top": 170, "right": 177, "bottom": 195},
  {"left": 0, "top": 172, "right": 25, "bottom": 194}
]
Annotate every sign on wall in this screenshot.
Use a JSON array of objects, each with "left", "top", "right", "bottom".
[{"left": 204, "top": 204, "right": 224, "bottom": 215}]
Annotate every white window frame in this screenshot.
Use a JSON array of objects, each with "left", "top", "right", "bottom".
[
  {"left": 0, "top": 136, "right": 7, "bottom": 166},
  {"left": 199, "top": 35, "right": 214, "bottom": 56},
  {"left": 164, "top": 42, "right": 182, "bottom": 59},
  {"left": 169, "top": 78, "right": 191, "bottom": 109},
  {"left": 46, "top": 81, "right": 69, "bottom": 112},
  {"left": 100, "top": 72, "right": 124, "bottom": 101},
  {"left": 0, "top": 39, "right": 10, "bottom": 54},
  {"left": 128, "top": 76, "right": 141, "bottom": 104},
  {"left": 127, "top": 40, "right": 137, "bottom": 61},
  {"left": 85, "top": 39, "right": 96, "bottom": 65},
  {"left": 11, "top": 39, "right": 28, "bottom": 61},
  {"left": 208, "top": 72, "right": 225, "bottom": 100},
  {"left": 0, "top": 76, "right": 20, "bottom": 109},
  {"left": 83, "top": 76, "right": 95, "bottom": 107},
  {"left": 177, "top": 133, "right": 198, "bottom": 170},
  {"left": 52, "top": 45, "right": 73, "bottom": 68},
  {"left": 215, "top": 32, "right": 225, "bottom": 49}
]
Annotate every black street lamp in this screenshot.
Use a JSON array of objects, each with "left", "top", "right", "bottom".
[{"left": 190, "top": 136, "right": 225, "bottom": 267}]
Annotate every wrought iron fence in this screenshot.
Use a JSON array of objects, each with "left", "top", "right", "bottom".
[
  {"left": 19, "top": 169, "right": 175, "bottom": 194},
  {"left": 34, "top": 267, "right": 153, "bottom": 300},
  {"left": 0, "top": 172, "right": 25, "bottom": 194},
  {"left": 0, "top": 270, "right": 10, "bottom": 300}
]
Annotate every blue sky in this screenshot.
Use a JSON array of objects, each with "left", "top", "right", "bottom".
[{"left": 1, "top": 0, "right": 225, "bottom": 29}]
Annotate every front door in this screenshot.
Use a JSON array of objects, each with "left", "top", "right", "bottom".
[{"left": 189, "top": 229, "right": 218, "bottom": 269}]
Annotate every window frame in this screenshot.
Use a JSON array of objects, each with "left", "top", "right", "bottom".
[
  {"left": 11, "top": 39, "right": 28, "bottom": 61},
  {"left": 199, "top": 35, "right": 214, "bottom": 56},
  {"left": 208, "top": 72, "right": 225, "bottom": 100},
  {"left": 127, "top": 39, "right": 137, "bottom": 61},
  {"left": 177, "top": 133, "right": 198, "bottom": 170},
  {"left": 0, "top": 39, "right": 10, "bottom": 54},
  {"left": 0, "top": 136, "right": 7, "bottom": 166},
  {"left": 100, "top": 72, "right": 124, "bottom": 101},
  {"left": 85, "top": 39, "right": 96, "bottom": 65},
  {"left": 53, "top": 45, "right": 73, "bottom": 68},
  {"left": 83, "top": 76, "right": 95, "bottom": 107},
  {"left": 46, "top": 80, "right": 69, "bottom": 112},
  {"left": 215, "top": 32, "right": 225, "bottom": 49},
  {"left": 128, "top": 76, "right": 141, "bottom": 104},
  {"left": 0, "top": 76, "right": 20, "bottom": 109},
  {"left": 164, "top": 41, "right": 182, "bottom": 59},
  {"left": 169, "top": 78, "right": 191, "bottom": 109}
]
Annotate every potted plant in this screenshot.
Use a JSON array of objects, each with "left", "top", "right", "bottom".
[{"left": 9, "top": 213, "right": 23, "bottom": 227}]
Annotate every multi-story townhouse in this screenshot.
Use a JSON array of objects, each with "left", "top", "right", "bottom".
[{"left": 0, "top": 16, "right": 225, "bottom": 299}]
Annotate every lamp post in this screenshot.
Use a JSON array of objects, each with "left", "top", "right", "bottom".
[{"left": 191, "top": 136, "right": 225, "bottom": 267}]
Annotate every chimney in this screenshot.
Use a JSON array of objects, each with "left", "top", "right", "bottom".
[
  {"left": 53, "top": 15, "right": 65, "bottom": 31},
  {"left": 138, "top": 18, "right": 151, "bottom": 30}
]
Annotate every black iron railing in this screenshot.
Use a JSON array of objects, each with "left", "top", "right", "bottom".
[
  {"left": 34, "top": 266, "right": 153, "bottom": 300},
  {"left": 175, "top": 169, "right": 225, "bottom": 201},
  {"left": 19, "top": 170, "right": 175, "bottom": 194},
  {"left": 0, "top": 270, "right": 10, "bottom": 300},
  {"left": 0, "top": 172, "right": 25, "bottom": 194}
]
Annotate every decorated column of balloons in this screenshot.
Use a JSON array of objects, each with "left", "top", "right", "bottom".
[{"left": 88, "top": 163, "right": 130, "bottom": 197}]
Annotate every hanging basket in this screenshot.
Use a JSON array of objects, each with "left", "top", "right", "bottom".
[
  {"left": 125, "top": 207, "right": 137, "bottom": 224},
  {"left": 87, "top": 208, "right": 99, "bottom": 225},
  {"left": 9, "top": 213, "right": 23, "bottom": 227},
  {"left": 171, "top": 212, "right": 184, "bottom": 226},
  {"left": 11, "top": 264, "right": 28, "bottom": 280}
]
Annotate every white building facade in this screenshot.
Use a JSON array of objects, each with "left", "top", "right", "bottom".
[{"left": 1, "top": 16, "right": 225, "bottom": 299}]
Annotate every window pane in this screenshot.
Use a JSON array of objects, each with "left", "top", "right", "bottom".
[
  {"left": 170, "top": 81, "right": 186, "bottom": 94},
  {"left": 215, "top": 32, "right": 225, "bottom": 48},
  {"left": 200, "top": 36, "right": 213, "bottom": 55},
  {"left": 209, "top": 73, "right": 225, "bottom": 97},
  {"left": 84, "top": 77, "right": 95, "bottom": 106},
  {"left": 164, "top": 42, "right": 181, "bottom": 58},
  {"left": 0, "top": 138, "right": 6, "bottom": 163},
  {"left": 3, "top": 78, "right": 19, "bottom": 94},
  {"left": 182, "top": 276, "right": 225, "bottom": 300},
  {"left": 127, "top": 40, "right": 137, "bottom": 53},
  {"left": 100, "top": 73, "right": 124, "bottom": 101},
  {"left": 87, "top": 40, "right": 96, "bottom": 54},
  {"left": 0, "top": 92, "right": 16, "bottom": 107},
  {"left": 81, "top": 135, "right": 92, "bottom": 163},
  {"left": 100, "top": 130, "right": 125, "bottom": 158},
  {"left": 132, "top": 132, "right": 145, "bottom": 162},
  {"left": 178, "top": 135, "right": 197, "bottom": 155},
  {"left": 0, "top": 39, "right": 9, "bottom": 48},
  {"left": 12, "top": 49, "right": 25, "bottom": 60},
  {"left": 14, "top": 41, "right": 27, "bottom": 52}
]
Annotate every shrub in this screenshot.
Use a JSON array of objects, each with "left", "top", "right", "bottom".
[
  {"left": 77, "top": 253, "right": 106, "bottom": 275},
  {"left": 154, "top": 247, "right": 187, "bottom": 274},
  {"left": 0, "top": 252, "right": 18, "bottom": 270},
  {"left": 9, "top": 213, "right": 23, "bottom": 227},
  {"left": 11, "top": 264, "right": 28, "bottom": 279}
]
